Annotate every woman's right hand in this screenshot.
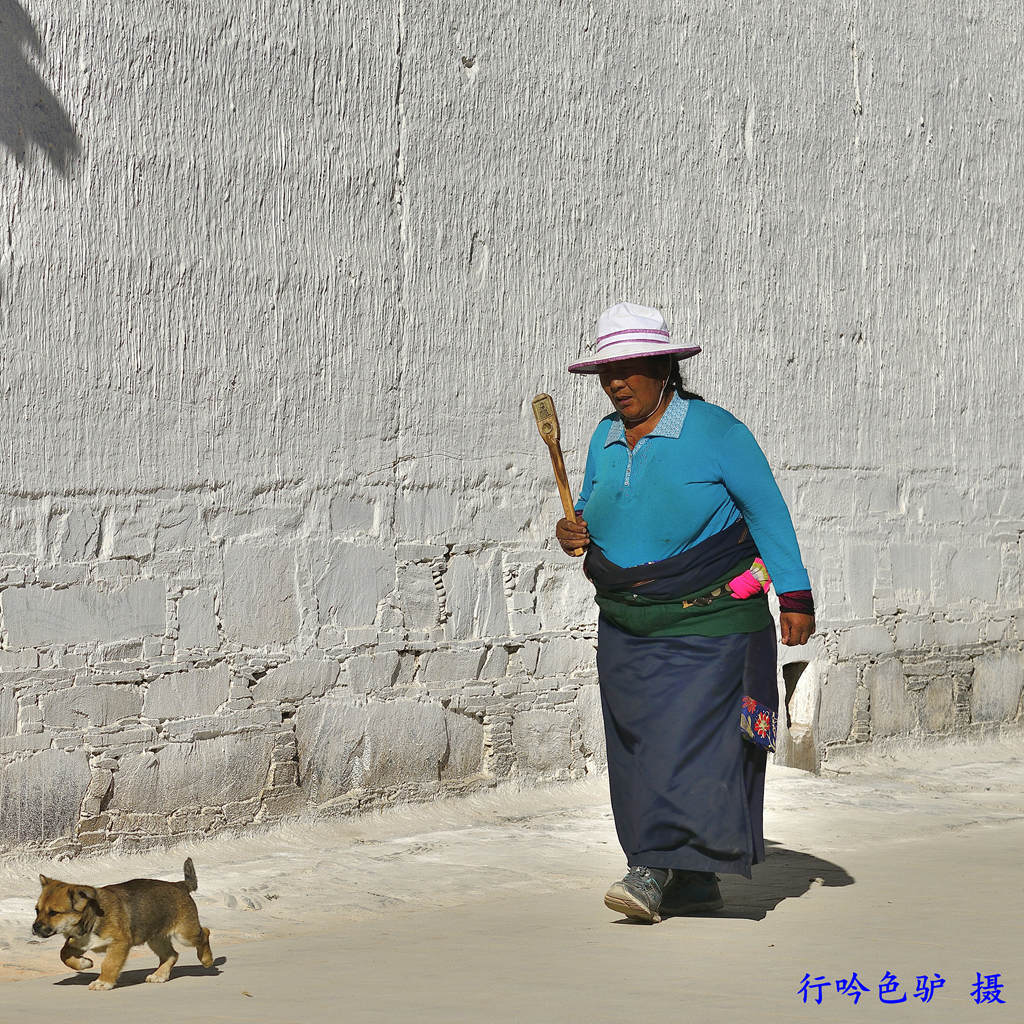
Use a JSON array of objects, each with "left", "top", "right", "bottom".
[{"left": 556, "top": 516, "right": 590, "bottom": 557}]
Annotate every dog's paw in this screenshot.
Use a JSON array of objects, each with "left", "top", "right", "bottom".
[
  {"left": 67, "top": 956, "right": 94, "bottom": 971},
  {"left": 145, "top": 973, "right": 169, "bottom": 984},
  {"left": 88, "top": 979, "right": 115, "bottom": 991}
]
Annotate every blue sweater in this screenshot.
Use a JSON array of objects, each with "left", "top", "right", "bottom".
[{"left": 575, "top": 394, "right": 811, "bottom": 594}]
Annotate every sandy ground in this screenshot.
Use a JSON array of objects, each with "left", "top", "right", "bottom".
[{"left": 1, "top": 738, "right": 1022, "bottom": 1022}]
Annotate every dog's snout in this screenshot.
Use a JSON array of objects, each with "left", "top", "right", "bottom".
[{"left": 32, "top": 921, "right": 53, "bottom": 937}]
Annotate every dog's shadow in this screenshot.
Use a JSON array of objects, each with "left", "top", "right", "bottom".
[
  {"left": 54, "top": 956, "right": 226, "bottom": 987},
  {"left": 613, "top": 841, "right": 854, "bottom": 925}
]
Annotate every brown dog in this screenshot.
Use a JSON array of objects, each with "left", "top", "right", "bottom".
[{"left": 33, "top": 858, "right": 214, "bottom": 990}]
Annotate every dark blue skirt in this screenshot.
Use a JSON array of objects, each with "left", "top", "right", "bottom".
[{"left": 597, "top": 616, "right": 777, "bottom": 878}]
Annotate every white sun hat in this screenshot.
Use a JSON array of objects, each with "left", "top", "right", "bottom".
[{"left": 567, "top": 301, "right": 701, "bottom": 374}]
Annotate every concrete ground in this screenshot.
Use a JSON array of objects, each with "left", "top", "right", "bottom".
[{"left": 1, "top": 738, "right": 1022, "bottom": 1023}]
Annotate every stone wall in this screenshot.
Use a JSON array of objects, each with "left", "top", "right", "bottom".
[
  {"left": 1, "top": 0, "right": 1022, "bottom": 851},
  {"left": 772, "top": 467, "right": 1024, "bottom": 772},
  {"left": 0, "top": 487, "right": 604, "bottom": 852}
]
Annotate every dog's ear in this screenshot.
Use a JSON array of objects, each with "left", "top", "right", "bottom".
[
  {"left": 71, "top": 886, "right": 101, "bottom": 914},
  {"left": 39, "top": 874, "right": 52, "bottom": 888}
]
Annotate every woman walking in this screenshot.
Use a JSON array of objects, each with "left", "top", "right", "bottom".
[{"left": 557, "top": 302, "right": 815, "bottom": 923}]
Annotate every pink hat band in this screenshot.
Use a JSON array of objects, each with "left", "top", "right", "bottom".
[{"left": 568, "top": 308, "right": 701, "bottom": 374}]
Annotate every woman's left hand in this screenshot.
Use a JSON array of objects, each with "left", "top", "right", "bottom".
[{"left": 780, "top": 612, "right": 815, "bottom": 646}]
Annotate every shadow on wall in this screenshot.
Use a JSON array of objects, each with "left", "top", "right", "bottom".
[{"left": 0, "top": 0, "right": 80, "bottom": 174}]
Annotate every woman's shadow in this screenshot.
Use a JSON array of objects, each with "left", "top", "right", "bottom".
[
  {"left": 673, "top": 840, "right": 854, "bottom": 922},
  {"left": 0, "top": 0, "right": 80, "bottom": 174}
]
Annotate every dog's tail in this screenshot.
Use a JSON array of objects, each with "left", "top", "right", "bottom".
[{"left": 181, "top": 857, "right": 198, "bottom": 893}]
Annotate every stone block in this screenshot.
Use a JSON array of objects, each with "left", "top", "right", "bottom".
[
  {"left": 843, "top": 543, "right": 879, "bottom": 618},
  {"left": 315, "top": 542, "right": 393, "bottom": 629},
  {"left": 5, "top": 505, "right": 40, "bottom": 557},
  {"left": 99, "top": 640, "right": 145, "bottom": 662},
  {"left": 329, "top": 490, "right": 378, "bottom": 535},
  {"left": 857, "top": 474, "right": 898, "bottom": 515},
  {"left": 986, "top": 617, "right": 1013, "bottom": 643},
  {"left": 0, "top": 732, "right": 51, "bottom": 753},
  {"left": 296, "top": 698, "right": 455, "bottom": 799},
  {"left": 935, "top": 619, "right": 982, "bottom": 647},
  {"left": 107, "top": 504, "right": 156, "bottom": 560},
  {"left": 817, "top": 662, "right": 859, "bottom": 745},
  {"left": 534, "top": 563, "right": 595, "bottom": 632},
  {"left": 253, "top": 660, "right": 341, "bottom": 702},
  {"left": 396, "top": 563, "right": 439, "bottom": 630},
  {"left": 84, "top": 724, "right": 157, "bottom": 748},
  {"left": 441, "top": 711, "right": 484, "bottom": 780},
  {"left": 890, "top": 544, "right": 932, "bottom": 612},
  {"left": 207, "top": 505, "right": 304, "bottom": 540},
  {"left": 795, "top": 476, "right": 849, "bottom": 518},
  {"left": 221, "top": 544, "right": 299, "bottom": 645},
  {"left": 575, "top": 684, "right": 606, "bottom": 768},
  {"left": 51, "top": 508, "right": 102, "bottom": 561},
  {"left": 0, "top": 649, "right": 37, "bottom": 671},
  {"left": 0, "top": 748, "right": 90, "bottom": 845},
  {"left": 910, "top": 483, "right": 966, "bottom": 524},
  {"left": 922, "top": 678, "right": 954, "bottom": 734},
  {"left": 177, "top": 589, "right": 220, "bottom": 649},
  {"left": 397, "top": 543, "right": 447, "bottom": 563},
  {"left": 93, "top": 559, "right": 140, "bottom": 580},
  {"left": 866, "top": 659, "right": 914, "bottom": 738},
  {"left": 971, "top": 650, "right": 1024, "bottom": 723},
  {"left": 419, "top": 648, "right": 485, "bottom": 684},
  {"left": 339, "top": 652, "right": 397, "bottom": 694},
  {"left": 895, "top": 617, "right": 928, "bottom": 652},
  {"left": 838, "top": 625, "right": 894, "bottom": 659},
  {"left": 393, "top": 484, "right": 460, "bottom": 541},
  {"left": 445, "top": 551, "right": 509, "bottom": 640},
  {"left": 162, "top": 707, "right": 280, "bottom": 740},
  {"left": 480, "top": 645, "right": 509, "bottom": 680},
  {"left": 144, "top": 664, "right": 231, "bottom": 719},
  {"left": 0, "top": 685, "right": 18, "bottom": 736},
  {"left": 946, "top": 547, "right": 1001, "bottom": 604},
  {"left": 2, "top": 582, "right": 166, "bottom": 647},
  {"left": 156, "top": 504, "right": 203, "bottom": 550},
  {"left": 512, "top": 708, "right": 573, "bottom": 775},
  {"left": 535, "top": 637, "right": 595, "bottom": 677},
  {"left": 109, "top": 733, "right": 275, "bottom": 813},
  {"left": 508, "top": 643, "right": 540, "bottom": 675},
  {"left": 37, "top": 566, "right": 88, "bottom": 587},
  {"left": 41, "top": 684, "right": 143, "bottom": 729},
  {"left": 509, "top": 610, "right": 542, "bottom": 635}
]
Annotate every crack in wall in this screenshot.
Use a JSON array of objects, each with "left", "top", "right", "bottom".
[
  {"left": 849, "top": 2, "right": 868, "bottom": 284},
  {"left": 388, "top": 0, "right": 410, "bottom": 545}
]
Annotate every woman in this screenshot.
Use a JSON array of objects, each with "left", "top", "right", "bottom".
[{"left": 556, "top": 302, "right": 815, "bottom": 923}]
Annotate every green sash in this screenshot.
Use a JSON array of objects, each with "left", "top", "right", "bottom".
[{"left": 594, "top": 557, "right": 773, "bottom": 638}]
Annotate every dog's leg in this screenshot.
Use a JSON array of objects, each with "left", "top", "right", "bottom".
[
  {"left": 180, "top": 924, "right": 214, "bottom": 968},
  {"left": 197, "top": 925, "right": 213, "bottom": 968},
  {"left": 145, "top": 935, "right": 179, "bottom": 984},
  {"left": 88, "top": 941, "right": 131, "bottom": 991},
  {"left": 178, "top": 909, "right": 214, "bottom": 968},
  {"left": 59, "top": 939, "right": 93, "bottom": 972},
  {"left": 184, "top": 924, "right": 214, "bottom": 968}
]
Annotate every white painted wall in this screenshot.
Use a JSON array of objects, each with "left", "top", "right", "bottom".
[{"left": 1, "top": 0, "right": 1021, "bottom": 849}]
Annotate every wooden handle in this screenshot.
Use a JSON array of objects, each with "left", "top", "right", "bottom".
[{"left": 532, "top": 394, "right": 584, "bottom": 556}]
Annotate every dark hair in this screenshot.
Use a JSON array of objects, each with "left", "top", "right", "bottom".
[{"left": 665, "top": 357, "right": 704, "bottom": 402}]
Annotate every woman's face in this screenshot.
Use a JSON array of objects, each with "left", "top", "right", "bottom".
[{"left": 597, "top": 357, "right": 669, "bottom": 423}]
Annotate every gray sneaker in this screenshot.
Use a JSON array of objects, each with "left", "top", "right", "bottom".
[
  {"left": 603, "top": 866, "right": 673, "bottom": 923},
  {"left": 659, "top": 870, "right": 724, "bottom": 916}
]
